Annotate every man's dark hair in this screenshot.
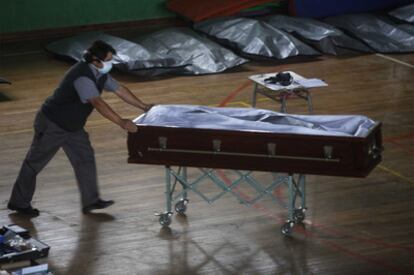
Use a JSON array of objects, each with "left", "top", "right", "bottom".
[{"left": 83, "top": 40, "right": 116, "bottom": 63}]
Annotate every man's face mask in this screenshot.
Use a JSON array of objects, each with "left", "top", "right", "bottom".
[{"left": 97, "top": 60, "right": 113, "bottom": 74}]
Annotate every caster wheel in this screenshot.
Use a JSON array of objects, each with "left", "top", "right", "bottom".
[
  {"left": 293, "top": 209, "right": 305, "bottom": 223},
  {"left": 175, "top": 199, "right": 188, "bottom": 215},
  {"left": 281, "top": 222, "right": 293, "bottom": 236},
  {"left": 159, "top": 213, "right": 172, "bottom": 226}
]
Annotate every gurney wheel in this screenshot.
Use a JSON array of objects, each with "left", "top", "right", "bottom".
[
  {"left": 159, "top": 214, "right": 172, "bottom": 227},
  {"left": 293, "top": 209, "right": 305, "bottom": 223},
  {"left": 281, "top": 222, "right": 293, "bottom": 236},
  {"left": 175, "top": 199, "right": 188, "bottom": 215}
]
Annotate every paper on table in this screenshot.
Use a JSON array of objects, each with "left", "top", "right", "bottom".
[
  {"left": 296, "top": 78, "right": 328, "bottom": 88},
  {"left": 263, "top": 82, "right": 302, "bottom": 90}
]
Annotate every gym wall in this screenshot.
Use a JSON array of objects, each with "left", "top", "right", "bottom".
[{"left": 0, "top": 0, "right": 174, "bottom": 34}]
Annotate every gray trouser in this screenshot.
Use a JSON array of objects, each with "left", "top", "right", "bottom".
[{"left": 9, "top": 111, "right": 99, "bottom": 208}]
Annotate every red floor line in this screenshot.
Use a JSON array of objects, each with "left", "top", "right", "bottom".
[
  {"left": 217, "top": 90, "right": 413, "bottom": 250},
  {"left": 320, "top": 242, "right": 410, "bottom": 274},
  {"left": 308, "top": 222, "right": 414, "bottom": 251},
  {"left": 273, "top": 182, "right": 412, "bottom": 250},
  {"left": 383, "top": 133, "right": 414, "bottom": 142},
  {"left": 274, "top": 184, "right": 285, "bottom": 204},
  {"left": 215, "top": 170, "right": 286, "bottom": 224},
  {"left": 215, "top": 78, "right": 412, "bottom": 273},
  {"left": 387, "top": 140, "right": 414, "bottom": 156},
  {"left": 218, "top": 81, "right": 251, "bottom": 107},
  {"left": 214, "top": 170, "right": 411, "bottom": 274},
  {"left": 297, "top": 228, "right": 409, "bottom": 275}
]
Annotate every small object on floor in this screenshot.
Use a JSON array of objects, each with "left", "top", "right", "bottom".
[
  {"left": 82, "top": 199, "right": 114, "bottom": 214},
  {"left": 11, "top": 263, "right": 50, "bottom": 275},
  {"left": 7, "top": 203, "right": 39, "bottom": 216},
  {"left": 0, "top": 225, "right": 50, "bottom": 269}
]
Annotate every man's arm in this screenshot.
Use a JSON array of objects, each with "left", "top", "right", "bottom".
[
  {"left": 88, "top": 96, "right": 137, "bottom": 133},
  {"left": 115, "top": 85, "right": 153, "bottom": 111}
]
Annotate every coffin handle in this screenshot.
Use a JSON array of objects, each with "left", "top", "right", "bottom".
[
  {"left": 159, "top": 136, "right": 167, "bottom": 149},
  {"left": 323, "top": 146, "right": 333, "bottom": 159},
  {"left": 369, "top": 143, "right": 383, "bottom": 159},
  {"left": 267, "top": 143, "right": 277, "bottom": 156},
  {"left": 213, "top": 139, "right": 221, "bottom": 152}
]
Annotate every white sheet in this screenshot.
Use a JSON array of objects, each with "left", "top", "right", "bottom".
[{"left": 134, "top": 105, "right": 376, "bottom": 137}]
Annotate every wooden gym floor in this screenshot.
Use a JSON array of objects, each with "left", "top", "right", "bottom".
[{"left": 0, "top": 38, "right": 413, "bottom": 274}]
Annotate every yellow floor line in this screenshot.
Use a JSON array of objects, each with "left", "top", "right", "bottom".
[
  {"left": 224, "top": 101, "right": 251, "bottom": 107},
  {"left": 257, "top": 98, "right": 271, "bottom": 103},
  {"left": 377, "top": 164, "right": 414, "bottom": 185},
  {"left": 375, "top": 53, "right": 414, "bottom": 69}
]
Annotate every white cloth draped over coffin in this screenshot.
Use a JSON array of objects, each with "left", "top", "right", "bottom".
[
  {"left": 133, "top": 104, "right": 376, "bottom": 138},
  {"left": 129, "top": 104, "right": 382, "bottom": 177}
]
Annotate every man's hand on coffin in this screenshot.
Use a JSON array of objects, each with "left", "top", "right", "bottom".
[
  {"left": 142, "top": 103, "right": 154, "bottom": 112},
  {"left": 120, "top": 119, "right": 138, "bottom": 133}
]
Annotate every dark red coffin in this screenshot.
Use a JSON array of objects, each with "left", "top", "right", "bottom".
[{"left": 128, "top": 122, "right": 382, "bottom": 177}]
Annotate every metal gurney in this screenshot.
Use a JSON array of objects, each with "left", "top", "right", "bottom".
[{"left": 127, "top": 105, "right": 382, "bottom": 235}]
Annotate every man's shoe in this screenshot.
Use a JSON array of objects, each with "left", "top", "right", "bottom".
[
  {"left": 7, "top": 203, "right": 39, "bottom": 216},
  {"left": 82, "top": 199, "right": 114, "bottom": 214}
]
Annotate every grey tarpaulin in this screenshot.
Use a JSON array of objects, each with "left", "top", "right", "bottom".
[
  {"left": 398, "top": 24, "right": 414, "bottom": 35},
  {"left": 389, "top": 3, "right": 414, "bottom": 23},
  {"left": 133, "top": 27, "right": 248, "bottom": 75},
  {"left": 45, "top": 32, "right": 183, "bottom": 75},
  {"left": 135, "top": 104, "right": 376, "bottom": 137},
  {"left": 262, "top": 15, "right": 372, "bottom": 55},
  {"left": 325, "top": 14, "right": 414, "bottom": 53},
  {"left": 194, "top": 17, "right": 320, "bottom": 60}
]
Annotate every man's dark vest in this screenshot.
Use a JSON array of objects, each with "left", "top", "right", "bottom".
[{"left": 41, "top": 62, "right": 107, "bottom": 132}]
